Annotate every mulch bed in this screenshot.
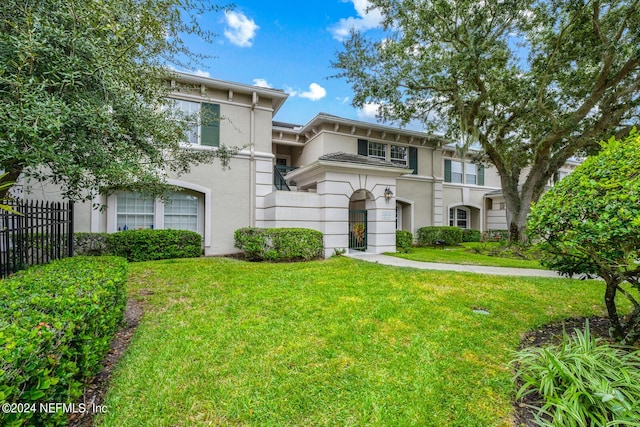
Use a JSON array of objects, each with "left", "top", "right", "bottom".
[
  {"left": 512, "top": 316, "right": 613, "bottom": 427},
  {"left": 68, "top": 298, "right": 144, "bottom": 427}
]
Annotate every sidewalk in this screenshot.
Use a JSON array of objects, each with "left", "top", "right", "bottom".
[{"left": 345, "top": 251, "right": 565, "bottom": 278}]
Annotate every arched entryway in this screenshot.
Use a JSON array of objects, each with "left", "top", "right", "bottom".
[{"left": 348, "top": 189, "right": 375, "bottom": 251}]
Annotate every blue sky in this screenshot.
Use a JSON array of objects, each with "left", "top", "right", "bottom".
[{"left": 180, "top": 1, "right": 389, "bottom": 127}]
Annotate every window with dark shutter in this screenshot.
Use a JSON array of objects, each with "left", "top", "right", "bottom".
[
  {"left": 444, "top": 159, "right": 452, "bottom": 182},
  {"left": 201, "top": 103, "right": 220, "bottom": 147},
  {"left": 358, "top": 139, "right": 368, "bottom": 156},
  {"left": 478, "top": 165, "right": 485, "bottom": 186},
  {"left": 409, "top": 147, "right": 418, "bottom": 175}
]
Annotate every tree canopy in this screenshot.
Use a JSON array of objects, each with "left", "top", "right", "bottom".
[
  {"left": 528, "top": 130, "right": 640, "bottom": 344},
  {"left": 0, "top": 0, "right": 234, "bottom": 202},
  {"left": 333, "top": 0, "right": 640, "bottom": 241}
]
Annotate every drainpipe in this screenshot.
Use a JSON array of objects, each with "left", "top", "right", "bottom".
[{"left": 249, "top": 92, "right": 257, "bottom": 226}]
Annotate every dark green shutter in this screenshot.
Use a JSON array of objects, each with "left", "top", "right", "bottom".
[
  {"left": 201, "top": 103, "right": 220, "bottom": 147},
  {"left": 444, "top": 159, "right": 452, "bottom": 182},
  {"left": 409, "top": 147, "right": 418, "bottom": 175},
  {"left": 358, "top": 139, "right": 368, "bottom": 156},
  {"left": 478, "top": 165, "right": 485, "bottom": 186}
]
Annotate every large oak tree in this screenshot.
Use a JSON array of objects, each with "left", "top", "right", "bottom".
[
  {"left": 0, "top": 0, "right": 235, "bottom": 202},
  {"left": 333, "top": 0, "right": 640, "bottom": 242}
]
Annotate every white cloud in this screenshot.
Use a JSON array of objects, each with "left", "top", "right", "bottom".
[
  {"left": 253, "top": 78, "right": 273, "bottom": 88},
  {"left": 283, "top": 86, "right": 298, "bottom": 97},
  {"left": 285, "top": 83, "right": 327, "bottom": 101},
  {"left": 299, "top": 83, "right": 327, "bottom": 101},
  {"left": 329, "top": 0, "right": 383, "bottom": 42},
  {"left": 336, "top": 96, "right": 350, "bottom": 104},
  {"left": 224, "top": 11, "right": 259, "bottom": 47},
  {"left": 357, "top": 103, "right": 380, "bottom": 120},
  {"left": 191, "top": 69, "right": 211, "bottom": 78}
]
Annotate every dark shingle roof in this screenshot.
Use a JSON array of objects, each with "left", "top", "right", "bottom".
[{"left": 319, "top": 152, "right": 409, "bottom": 169}]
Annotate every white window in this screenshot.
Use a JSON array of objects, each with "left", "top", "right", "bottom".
[
  {"left": 172, "top": 99, "right": 201, "bottom": 145},
  {"left": 368, "top": 142, "right": 386, "bottom": 160},
  {"left": 116, "top": 191, "right": 200, "bottom": 232},
  {"left": 449, "top": 207, "right": 469, "bottom": 229},
  {"left": 466, "top": 163, "right": 477, "bottom": 185},
  {"left": 450, "top": 161, "right": 463, "bottom": 183},
  {"left": 164, "top": 192, "right": 199, "bottom": 232},
  {"left": 117, "top": 193, "right": 155, "bottom": 231},
  {"left": 390, "top": 145, "right": 408, "bottom": 165}
]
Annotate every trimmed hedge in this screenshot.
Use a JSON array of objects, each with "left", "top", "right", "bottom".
[
  {"left": 74, "top": 229, "right": 202, "bottom": 262},
  {"left": 234, "top": 227, "right": 324, "bottom": 262},
  {"left": 417, "top": 226, "right": 463, "bottom": 246},
  {"left": 0, "top": 257, "right": 128, "bottom": 426},
  {"left": 396, "top": 230, "right": 413, "bottom": 253},
  {"left": 462, "top": 228, "right": 482, "bottom": 242}
]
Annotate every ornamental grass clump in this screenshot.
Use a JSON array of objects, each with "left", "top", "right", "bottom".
[{"left": 512, "top": 322, "right": 640, "bottom": 426}]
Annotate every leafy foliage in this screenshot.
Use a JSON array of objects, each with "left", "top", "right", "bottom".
[
  {"left": 74, "top": 232, "right": 111, "bottom": 256},
  {"left": 234, "top": 227, "right": 324, "bottom": 262},
  {"left": 512, "top": 322, "right": 640, "bottom": 426},
  {"left": 417, "top": 226, "right": 463, "bottom": 246},
  {"left": 333, "top": 0, "right": 640, "bottom": 242},
  {"left": 0, "top": 256, "right": 127, "bottom": 426},
  {"left": 395, "top": 230, "right": 413, "bottom": 253},
  {"left": 461, "top": 229, "right": 481, "bottom": 243},
  {"left": 108, "top": 229, "right": 202, "bottom": 262},
  {"left": 527, "top": 130, "right": 640, "bottom": 344},
  {"left": 0, "top": 0, "right": 236, "bottom": 201}
]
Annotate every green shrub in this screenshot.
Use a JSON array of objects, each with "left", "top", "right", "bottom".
[
  {"left": 74, "top": 232, "right": 110, "bottom": 256},
  {"left": 417, "top": 226, "right": 462, "bottom": 246},
  {"left": 233, "top": 228, "right": 270, "bottom": 261},
  {"left": 482, "top": 229, "right": 509, "bottom": 242},
  {"left": 396, "top": 230, "right": 413, "bottom": 253},
  {"left": 0, "top": 256, "right": 128, "bottom": 426},
  {"left": 527, "top": 131, "right": 640, "bottom": 344},
  {"left": 461, "top": 229, "right": 481, "bottom": 242},
  {"left": 234, "top": 227, "right": 323, "bottom": 262},
  {"left": 108, "top": 229, "right": 202, "bottom": 262},
  {"left": 512, "top": 322, "right": 640, "bottom": 426}
]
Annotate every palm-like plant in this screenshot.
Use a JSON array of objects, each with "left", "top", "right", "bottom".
[{"left": 0, "top": 173, "right": 21, "bottom": 214}]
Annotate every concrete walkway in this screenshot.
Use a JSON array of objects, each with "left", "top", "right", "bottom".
[{"left": 345, "top": 251, "right": 565, "bottom": 278}]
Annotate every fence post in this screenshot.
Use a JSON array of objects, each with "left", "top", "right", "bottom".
[{"left": 68, "top": 201, "right": 74, "bottom": 257}]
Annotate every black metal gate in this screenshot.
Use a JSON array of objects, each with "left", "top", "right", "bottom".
[
  {"left": 0, "top": 199, "right": 74, "bottom": 278},
  {"left": 349, "top": 209, "right": 367, "bottom": 251}
]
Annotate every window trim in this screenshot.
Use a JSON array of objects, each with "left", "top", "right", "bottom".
[
  {"left": 358, "top": 139, "right": 418, "bottom": 174},
  {"left": 107, "top": 181, "right": 211, "bottom": 246},
  {"left": 170, "top": 97, "right": 220, "bottom": 147},
  {"left": 390, "top": 145, "right": 408, "bottom": 166},
  {"left": 444, "top": 158, "right": 484, "bottom": 185},
  {"left": 449, "top": 206, "right": 470, "bottom": 229},
  {"left": 368, "top": 141, "right": 386, "bottom": 160}
]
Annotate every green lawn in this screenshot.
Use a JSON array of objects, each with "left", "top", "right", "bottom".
[
  {"left": 99, "top": 257, "right": 609, "bottom": 426},
  {"left": 388, "top": 242, "right": 546, "bottom": 269}
]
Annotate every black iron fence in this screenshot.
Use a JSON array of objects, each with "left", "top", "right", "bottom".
[{"left": 0, "top": 199, "right": 74, "bottom": 278}]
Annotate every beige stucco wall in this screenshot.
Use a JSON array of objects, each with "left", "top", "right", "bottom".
[{"left": 395, "top": 177, "right": 434, "bottom": 235}]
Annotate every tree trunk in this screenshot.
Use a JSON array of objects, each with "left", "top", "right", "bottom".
[
  {"left": 604, "top": 279, "right": 624, "bottom": 341},
  {"left": 503, "top": 183, "right": 533, "bottom": 245}
]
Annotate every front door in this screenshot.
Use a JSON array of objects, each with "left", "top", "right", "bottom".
[{"left": 349, "top": 209, "right": 367, "bottom": 251}]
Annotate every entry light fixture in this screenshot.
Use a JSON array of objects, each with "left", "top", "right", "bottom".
[{"left": 384, "top": 186, "right": 394, "bottom": 203}]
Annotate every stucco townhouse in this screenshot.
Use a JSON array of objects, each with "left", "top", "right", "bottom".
[{"left": 23, "top": 72, "right": 578, "bottom": 257}]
